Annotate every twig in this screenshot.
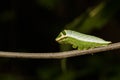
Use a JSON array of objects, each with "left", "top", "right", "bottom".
[{"left": 0, "top": 42, "right": 120, "bottom": 59}]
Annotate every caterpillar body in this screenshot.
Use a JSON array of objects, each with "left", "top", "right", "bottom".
[{"left": 55, "top": 30, "right": 111, "bottom": 50}]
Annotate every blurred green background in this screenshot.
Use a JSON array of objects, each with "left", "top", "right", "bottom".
[{"left": 0, "top": 0, "right": 120, "bottom": 80}]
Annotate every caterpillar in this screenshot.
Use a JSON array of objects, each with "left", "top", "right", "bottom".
[{"left": 55, "top": 30, "right": 111, "bottom": 50}]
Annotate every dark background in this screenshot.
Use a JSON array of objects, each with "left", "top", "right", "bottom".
[{"left": 0, "top": 0, "right": 120, "bottom": 80}]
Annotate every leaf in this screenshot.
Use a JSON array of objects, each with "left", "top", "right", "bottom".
[{"left": 56, "top": 30, "right": 111, "bottom": 50}]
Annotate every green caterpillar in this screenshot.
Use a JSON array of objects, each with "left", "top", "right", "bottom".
[{"left": 55, "top": 30, "right": 111, "bottom": 50}]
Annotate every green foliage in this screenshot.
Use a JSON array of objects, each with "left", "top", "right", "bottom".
[
  {"left": 56, "top": 30, "right": 111, "bottom": 50},
  {"left": 65, "top": 0, "right": 120, "bottom": 33}
]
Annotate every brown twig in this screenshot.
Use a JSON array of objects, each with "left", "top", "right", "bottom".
[{"left": 0, "top": 42, "right": 120, "bottom": 59}]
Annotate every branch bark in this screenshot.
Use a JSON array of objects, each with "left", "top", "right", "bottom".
[{"left": 0, "top": 42, "right": 120, "bottom": 59}]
